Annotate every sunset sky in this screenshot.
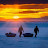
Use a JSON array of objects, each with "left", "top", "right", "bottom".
[{"left": 0, "top": 0, "right": 48, "bottom": 21}]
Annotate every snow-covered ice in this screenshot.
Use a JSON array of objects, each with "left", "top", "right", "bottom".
[
  {"left": 0, "top": 22, "right": 48, "bottom": 48},
  {"left": 0, "top": 35, "right": 48, "bottom": 48}
]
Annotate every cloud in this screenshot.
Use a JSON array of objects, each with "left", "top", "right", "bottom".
[
  {"left": 20, "top": 4, "right": 48, "bottom": 9},
  {"left": 0, "top": 4, "right": 48, "bottom": 19},
  {"left": 0, "top": 0, "right": 48, "bottom": 4},
  {"left": 19, "top": 11, "right": 39, "bottom": 14},
  {"left": 0, "top": 16, "right": 48, "bottom": 22},
  {"left": 41, "top": 16, "right": 48, "bottom": 19}
]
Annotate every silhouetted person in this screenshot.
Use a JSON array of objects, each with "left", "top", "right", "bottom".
[
  {"left": 18, "top": 25, "right": 24, "bottom": 37},
  {"left": 34, "top": 26, "right": 39, "bottom": 37}
]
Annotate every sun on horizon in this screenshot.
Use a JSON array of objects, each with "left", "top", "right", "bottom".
[{"left": 13, "top": 16, "right": 19, "bottom": 19}]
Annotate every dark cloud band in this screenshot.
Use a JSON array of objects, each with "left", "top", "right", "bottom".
[{"left": 0, "top": 0, "right": 48, "bottom": 4}]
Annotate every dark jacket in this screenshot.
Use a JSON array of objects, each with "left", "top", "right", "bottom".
[{"left": 34, "top": 27, "right": 39, "bottom": 33}]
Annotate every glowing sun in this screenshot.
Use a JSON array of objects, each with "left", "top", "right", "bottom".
[{"left": 13, "top": 16, "right": 19, "bottom": 19}]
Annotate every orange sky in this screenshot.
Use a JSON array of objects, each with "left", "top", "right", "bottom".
[{"left": 0, "top": 4, "right": 48, "bottom": 21}]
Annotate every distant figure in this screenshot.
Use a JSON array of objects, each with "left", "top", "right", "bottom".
[
  {"left": 18, "top": 25, "right": 24, "bottom": 37},
  {"left": 34, "top": 26, "right": 39, "bottom": 37}
]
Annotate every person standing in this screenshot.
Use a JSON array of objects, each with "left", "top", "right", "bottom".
[
  {"left": 34, "top": 26, "right": 39, "bottom": 37},
  {"left": 18, "top": 25, "right": 24, "bottom": 37}
]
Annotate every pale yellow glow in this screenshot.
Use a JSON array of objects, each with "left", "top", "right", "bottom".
[{"left": 13, "top": 16, "right": 19, "bottom": 19}]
